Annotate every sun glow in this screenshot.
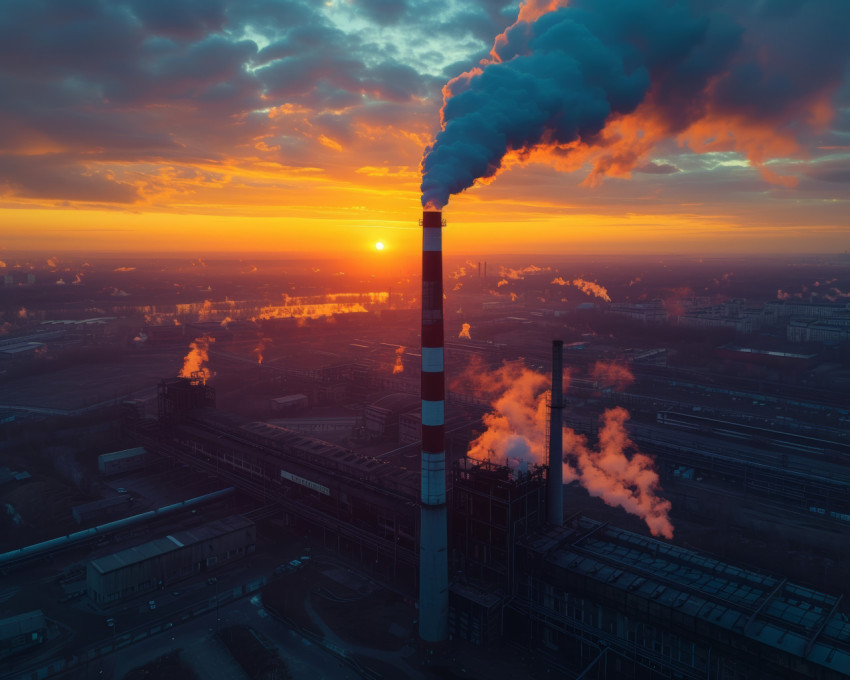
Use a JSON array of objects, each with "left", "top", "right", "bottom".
[{"left": 375, "top": 241, "right": 385, "bottom": 250}]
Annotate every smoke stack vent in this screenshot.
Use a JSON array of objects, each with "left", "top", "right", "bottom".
[
  {"left": 419, "top": 210, "right": 449, "bottom": 643},
  {"left": 548, "top": 339, "right": 564, "bottom": 526}
]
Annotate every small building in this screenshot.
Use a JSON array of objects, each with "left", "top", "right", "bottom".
[
  {"left": 363, "top": 393, "right": 420, "bottom": 440},
  {"left": 98, "top": 447, "right": 148, "bottom": 476},
  {"left": 0, "top": 610, "right": 46, "bottom": 660},
  {"left": 270, "top": 394, "right": 308, "bottom": 414},
  {"left": 87, "top": 516, "right": 255, "bottom": 605},
  {"left": 398, "top": 409, "right": 421, "bottom": 444},
  {"left": 607, "top": 300, "right": 667, "bottom": 325},
  {"left": 72, "top": 495, "right": 133, "bottom": 525}
]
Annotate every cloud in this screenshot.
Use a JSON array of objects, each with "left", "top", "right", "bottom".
[
  {"left": 421, "top": 0, "right": 850, "bottom": 207},
  {"left": 0, "top": 0, "right": 846, "bottom": 253},
  {"left": 1, "top": 0, "right": 496, "bottom": 206},
  {"left": 635, "top": 161, "right": 681, "bottom": 174}
]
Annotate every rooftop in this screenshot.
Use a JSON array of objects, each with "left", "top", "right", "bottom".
[{"left": 526, "top": 519, "right": 850, "bottom": 676}]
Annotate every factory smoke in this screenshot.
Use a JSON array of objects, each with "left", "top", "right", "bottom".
[
  {"left": 421, "top": 0, "right": 846, "bottom": 208},
  {"left": 591, "top": 361, "right": 634, "bottom": 391},
  {"left": 465, "top": 360, "right": 673, "bottom": 538},
  {"left": 254, "top": 336, "right": 272, "bottom": 365},
  {"left": 571, "top": 278, "right": 611, "bottom": 302},
  {"left": 564, "top": 408, "right": 674, "bottom": 539},
  {"left": 551, "top": 276, "right": 610, "bottom": 301},
  {"left": 178, "top": 336, "right": 214, "bottom": 381},
  {"left": 393, "top": 346, "right": 405, "bottom": 374},
  {"left": 500, "top": 264, "right": 547, "bottom": 280},
  {"left": 459, "top": 323, "right": 472, "bottom": 340}
]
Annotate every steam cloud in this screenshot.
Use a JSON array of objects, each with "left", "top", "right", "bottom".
[
  {"left": 570, "top": 278, "right": 611, "bottom": 302},
  {"left": 393, "top": 346, "right": 405, "bottom": 375},
  {"left": 499, "top": 264, "right": 547, "bottom": 280},
  {"left": 551, "top": 276, "right": 611, "bottom": 301},
  {"left": 254, "top": 336, "right": 272, "bottom": 365},
  {"left": 179, "top": 336, "right": 214, "bottom": 381},
  {"left": 591, "top": 361, "right": 634, "bottom": 392},
  {"left": 464, "top": 360, "right": 673, "bottom": 538},
  {"left": 421, "top": 0, "right": 847, "bottom": 208},
  {"left": 565, "top": 407, "right": 674, "bottom": 539},
  {"left": 459, "top": 323, "right": 472, "bottom": 340}
]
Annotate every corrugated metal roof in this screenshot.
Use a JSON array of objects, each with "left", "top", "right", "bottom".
[
  {"left": 90, "top": 515, "right": 253, "bottom": 575},
  {"left": 540, "top": 518, "right": 850, "bottom": 673}
]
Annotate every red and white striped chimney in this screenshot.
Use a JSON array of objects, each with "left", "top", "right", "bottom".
[{"left": 419, "top": 209, "right": 448, "bottom": 643}]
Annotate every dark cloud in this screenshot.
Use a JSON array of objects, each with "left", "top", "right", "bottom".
[
  {"left": 127, "top": 0, "right": 227, "bottom": 38},
  {"left": 422, "top": 0, "right": 850, "bottom": 208},
  {"left": 0, "top": 156, "right": 140, "bottom": 203},
  {"left": 350, "top": 0, "right": 410, "bottom": 26},
  {"left": 2, "top": 0, "right": 495, "bottom": 204},
  {"left": 802, "top": 159, "right": 850, "bottom": 184}
]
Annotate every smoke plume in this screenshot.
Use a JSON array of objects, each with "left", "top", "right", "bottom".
[
  {"left": 465, "top": 360, "right": 672, "bottom": 538},
  {"left": 571, "top": 278, "right": 611, "bottom": 302},
  {"left": 564, "top": 408, "right": 674, "bottom": 539},
  {"left": 459, "top": 323, "right": 472, "bottom": 340},
  {"left": 552, "top": 276, "right": 610, "bottom": 301},
  {"left": 254, "top": 336, "right": 272, "bottom": 365},
  {"left": 393, "top": 346, "right": 405, "bottom": 375},
  {"left": 591, "top": 361, "right": 634, "bottom": 391},
  {"left": 499, "top": 264, "right": 547, "bottom": 280},
  {"left": 421, "top": 0, "right": 847, "bottom": 208},
  {"left": 179, "top": 336, "right": 214, "bottom": 381}
]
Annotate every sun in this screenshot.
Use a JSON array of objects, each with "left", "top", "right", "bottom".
[{"left": 375, "top": 241, "right": 384, "bottom": 251}]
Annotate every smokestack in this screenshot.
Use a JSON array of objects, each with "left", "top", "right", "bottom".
[
  {"left": 478, "top": 261, "right": 481, "bottom": 278},
  {"left": 548, "top": 339, "right": 564, "bottom": 526},
  {"left": 419, "top": 209, "right": 448, "bottom": 644}
]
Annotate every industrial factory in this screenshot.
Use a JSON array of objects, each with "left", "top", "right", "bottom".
[{"left": 1, "top": 212, "right": 849, "bottom": 680}]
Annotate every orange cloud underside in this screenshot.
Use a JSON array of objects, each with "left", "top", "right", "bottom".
[{"left": 1, "top": 88, "right": 846, "bottom": 256}]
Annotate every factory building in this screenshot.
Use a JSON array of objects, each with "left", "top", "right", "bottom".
[
  {"left": 97, "top": 447, "right": 148, "bottom": 476},
  {"left": 139, "top": 360, "right": 850, "bottom": 678},
  {"left": 86, "top": 516, "right": 255, "bottom": 605},
  {"left": 607, "top": 300, "right": 668, "bottom": 325},
  {"left": 0, "top": 610, "right": 46, "bottom": 660},
  {"left": 513, "top": 518, "right": 850, "bottom": 679}
]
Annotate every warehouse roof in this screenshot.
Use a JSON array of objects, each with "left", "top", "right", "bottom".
[
  {"left": 90, "top": 515, "right": 254, "bottom": 575},
  {"left": 525, "top": 519, "right": 850, "bottom": 676},
  {"left": 98, "top": 447, "right": 146, "bottom": 462}
]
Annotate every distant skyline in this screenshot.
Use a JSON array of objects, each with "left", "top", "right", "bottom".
[{"left": 1, "top": 0, "right": 849, "bottom": 256}]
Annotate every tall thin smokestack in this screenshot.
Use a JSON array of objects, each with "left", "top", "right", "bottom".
[
  {"left": 548, "top": 339, "right": 564, "bottom": 526},
  {"left": 419, "top": 210, "right": 448, "bottom": 643}
]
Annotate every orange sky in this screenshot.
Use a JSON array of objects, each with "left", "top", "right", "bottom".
[{"left": 0, "top": 0, "right": 847, "bottom": 257}]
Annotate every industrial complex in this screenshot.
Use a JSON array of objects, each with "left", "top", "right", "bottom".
[{"left": 0, "top": 219, "right": 849, "bottom": 679}]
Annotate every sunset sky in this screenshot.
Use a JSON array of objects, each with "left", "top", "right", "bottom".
[{"left": 1, "top": 0, "right": 848, "bottom": 256}]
